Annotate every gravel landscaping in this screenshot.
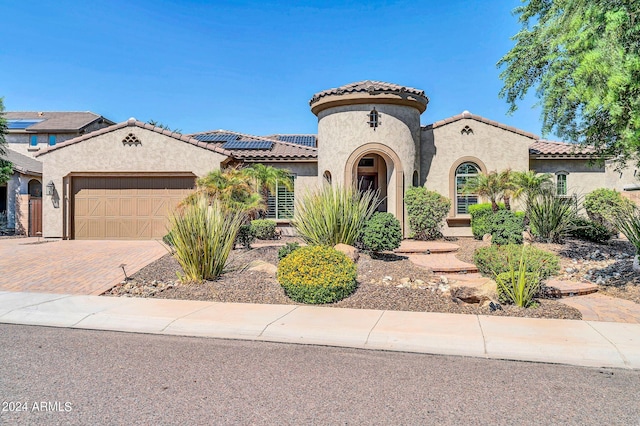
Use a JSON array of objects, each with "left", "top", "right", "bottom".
[{"left": 103, "top": 237, "right": 584, "bottom": 320}]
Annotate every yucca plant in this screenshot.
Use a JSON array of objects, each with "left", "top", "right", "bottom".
[
  {"left": 495, "top": 246, "right": 540, "bottom": 308},
  {"left": 168, "top": 193, "right": 244, "bottom": 282},
  {"left": 293, "top": 184, "right": 380, "bottom": 246},
  {"left": 613, "top": 204, "right": 640, "bottom": 269},
  {"left": 528, "top": 189, "right": 577, "bottom": 243}
]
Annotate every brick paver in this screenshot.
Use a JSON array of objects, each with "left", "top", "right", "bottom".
[
  {"left": 559, "top": 293, "right": 640, "bottom": 324},
  {"left": 395, "top": 240, "right": 459, "bottom": 254},
  {"left": 408, "top": 253, "right": 478, "bottom": 273},
  {"left": 0, "top": 238, "right": 169, "bottom": 295}
]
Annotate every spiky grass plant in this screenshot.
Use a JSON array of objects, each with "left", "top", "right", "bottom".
[
  {"left": 495, "top": 246, "right": 540, "bottom": 308},
  {"left": 293, "top": 185, "right": 380, "bottom": 246},
  {"left": 614, "top": 204, "right": 640, "bottom": 254},
  {"left": 528, "top": 190, "right": 577, "bottom": 243},
  {"left": 168, "top": 193, "right": 244, "bottom": 282}
]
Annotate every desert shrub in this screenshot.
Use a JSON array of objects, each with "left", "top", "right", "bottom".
[
  {"left": 277, "top": 245, "right": 357, "bottom": 304},
  {"left": 405, "top": 187, "right": 451, "bottom": 240},
  {"left": 613, "top": 205, "right": 640, "bottom": 254},
  {"left": 529, "top": 190, "right": 577, "bottom": 243},
  {"left": 278, "top": 242, "right": 300, "bottom": 260},
  {"left": 293, "top": 185, "right": 379, "bottom": 246},
  {"left": 569, "top": 218, "right": 612, "bottom": 243},
  {"left": 495, "top": 269, "right": 541, "bottom": 307},
  {"left": 359, "top": 212, "right": 402, "bottom": 252},
  {"left": 474, "top": 244, "right": 559, "bottom": 278},
  {"left": 235, "top": 224, "right": 256, "bottom": 249},
  {"left": 251, "top": 219, "right": 277, "bottom": 240},
  {"left": 469, "top": 203, "right": 506, "bottom": 239},
  {"left": 584, "top": 188, "right": 634, "bottom": 234},
  {"left": 162, "top": 230, "right": 175, "bottom": 247},
  {"left": 488, "top": 210, "right": 524, "bottom": 245},
  {"left": 168, "top": 194, "right": 244, "bottom": 282}
]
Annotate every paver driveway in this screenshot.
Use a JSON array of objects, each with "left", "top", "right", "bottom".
[{"left": 0, "top": 238, "right": 169, "bottom": 295}]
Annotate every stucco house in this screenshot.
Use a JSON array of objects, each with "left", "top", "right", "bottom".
[
  {"left": 1, "top": 112, "right": 114, "bottom": 235},
  {"left": 25, "top": 80, "right": 639, "bottom": 240}
]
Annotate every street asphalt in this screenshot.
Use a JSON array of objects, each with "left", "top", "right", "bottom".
[{"left": 1, "top": 324, "right": 639, "bottom": 425}]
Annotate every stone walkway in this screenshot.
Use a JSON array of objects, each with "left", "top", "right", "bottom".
[
  {"left": 559, "top": 293, "right": 640, "bottom": 324},
  {"left": 401, "top": 240, "right": 640, "bottom": 324}
]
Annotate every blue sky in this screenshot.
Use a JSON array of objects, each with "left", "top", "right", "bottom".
[{"left": 1, "top": 0, "right": 546, "bottom": 137}]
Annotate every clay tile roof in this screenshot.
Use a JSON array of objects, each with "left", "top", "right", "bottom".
[
  {"left": 309, "top": 80, "right": 427, "bottom": 105},
  {"left": 190, "top": 130, "right": 318, "bottom": 161},
  {"left": 4, "top": 147, "right": 42, "bottom": 175},
  {"left": 5, "top": 111, "right": 114, "bottom": 132},
  {"left": 424, "top": 111, "right": 540, "bottom": 140},
  {"left": 36, "top": 119, "right": 233, "bottom": 158},
  {"left": 529, "top": 140, "right": 596, "bottom": 156}
]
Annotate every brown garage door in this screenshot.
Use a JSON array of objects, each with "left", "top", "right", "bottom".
[{"left": 72, "top": 176, "right": 195, "bottom": 240}]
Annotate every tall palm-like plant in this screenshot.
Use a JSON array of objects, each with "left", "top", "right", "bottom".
[
  {"left": 512, "top": 170, "right": 553, "bottom": 207},
  {"left": 243, "top": 164, "right": 293, "bottom": 217},
  {"left": 462, "top": 171, "right": 504, "bottom": 212},
  {"left": 182, "top": 167, "right": 264, "bottom": 215},
  {"left": 499, "top": 169, "right": 519, "bottom": 211}
]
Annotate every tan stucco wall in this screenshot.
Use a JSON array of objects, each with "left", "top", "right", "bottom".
[
  {"left": 39, "top": 126, "right": 228, "bottom": 238},
  {"left": 530, "top": 159, "right": 606, "bottom": 197},
  {"left": 421, "top": 118, "right": 532, "bottom": 217},
  {"left": 317, "top": 103, "right": 421, "bottom": 233}
]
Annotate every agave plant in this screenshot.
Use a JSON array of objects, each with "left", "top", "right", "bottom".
[{"left": 293, "top": 184, "right": 380, "bottom": 246}]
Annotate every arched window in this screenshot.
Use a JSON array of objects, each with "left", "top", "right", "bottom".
[
  {"left": 367, "top": 108, "right": 380, "bottom": 129},
  {"left": 28, "top": 179, "right": 42, "bottom": 198},
  {"left": 412, "top": 170, "right": 419, "bottom": 187},
  {"left": 455, "top": 162, "right": 479, "bottom": 214},
  {"left": 323, "top": 170, "right": 332, "bottom": 185},
  {"left": 556, "top": 172, "right": 568, "bottom": 196}
]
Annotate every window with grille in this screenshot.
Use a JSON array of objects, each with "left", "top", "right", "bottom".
[
  {"left": 556, "top": 173, "right": 567, "bottom": 196},
  {"left": 266, "top": 177, "right": 295, "bottom": 220},
  {"left": 455, "top": 162, "right": 480, "bottom": 214}
]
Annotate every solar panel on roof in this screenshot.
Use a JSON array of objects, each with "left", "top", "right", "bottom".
[
  {"left": 277, "top": 135, "right": 316, "bottom": 147},
  {"left": 193, "top": 133, "right": 239, "bottom": 143},
  {"left": 7, "top": 119, "right": 44, "bottom": 129},
  {"left": 222, "top": 140, "right": 273, "bottom": 150}
]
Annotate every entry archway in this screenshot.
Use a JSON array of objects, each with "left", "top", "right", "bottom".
[{"left": 344, "top": 143, "right": 404, "bottom": 231}]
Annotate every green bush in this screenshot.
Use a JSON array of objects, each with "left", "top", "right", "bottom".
[
  {"left": 168, "top": 194, "right": 244, "bottom": 282},
  {"left": 405, "top": 187, "right": 451, "bottom": 240},
  {"left": 251, "top": 219, "right": 277, "bottom": 240},
  {"left": 569, "top": 218, "right": 612, "bottom": 243},
  {"left": 162, "top": 230, "right": 175, "bottom": 247},
  {"left": 495, "top": 270, "right": 541, "bottom": 307},
  {"left": 277, "top": 245, "right": 357, "bottom": 304},
  {"left": 529, "top": 190, "right": 577, "bottom": 243},
  {"left": 474, "top": 244, "right": 559, "bottom": 278},
  {"left": 235, "top": 224, "right": 256, "bottom": 249},
  {"left": 488, "top": 210, "right": 524, "bottom": 245},
  {"left": 584, "top": 188, "right": 634, "bottom": 234},
  {"left": 278, "top": 242, "right": 300, "bottom": 260},
  {"left": 359, "top": 212, "right": 402, "bottom": 252},
  {"left": 469, "top": 203, "right": 506, "bottom": 239},
  {"left": 293, "top": 185, "right": 379, "bottom": 246}
]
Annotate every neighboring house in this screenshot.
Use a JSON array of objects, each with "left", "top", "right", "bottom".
[
  {"left": 1, "top": 148, "right": 43, "bottom": 235},
  {"left": 1, "top": 111, "right": 114, "bottom": 235},
  {"left": 5, "top": 111, "right": 114, "bottom": 158},
  {"left": 33, "top": 80, "right": 639, "bottom": 240}
]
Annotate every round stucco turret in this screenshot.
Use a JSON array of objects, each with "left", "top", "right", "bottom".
[{"left": 310, "top": 80, "right": 428, "bottom": 233}]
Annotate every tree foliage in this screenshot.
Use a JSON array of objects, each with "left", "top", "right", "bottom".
[{"left": 498, "top": 0, "right": 640, "bottom": 166}]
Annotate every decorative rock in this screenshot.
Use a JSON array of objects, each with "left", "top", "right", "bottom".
[
  {"left": 399, "top": 277, "right": 411, "bottom": 285},
  {"left": 522, "top": 230, "right": 534, "bottom": 243},
  {"left": 414, "top": 279, "right": 425, "bottom": 286},
  {"left": 482, "top": 233, "right": 492, "bottom": 243},
  {"left": 383, "top": 276, "right": 393, "bottom": 282},
  {"left": 565, "top": 268, "right": 575, "bottom": 274},
  {"left": 334, "top": 243, "right": 359, "bottom": 263},
  {"left": 247, "top": 260, "right": 278, "bottom": 276},
  {"left": 439, "top": 276, "right": 449, "bottom": 285}
]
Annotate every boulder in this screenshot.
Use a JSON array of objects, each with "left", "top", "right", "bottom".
[
  {"left": 334, "top": 243, "right": 359, "bottom": 263},
  {"left": 247, "top": 260, "right": 278, "bottom": 276},
  {"left": 523, "top": 230, "right": 535, "bottom": 243},
  {"left": 482, "top": 233, "right": 492, "bottom": 243},
  {"left": 451, "top": 286, "right": 491, "bottom": 304}
]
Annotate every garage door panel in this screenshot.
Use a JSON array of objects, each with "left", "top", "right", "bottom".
[{"left": 73, "top": 176, "right": 195, "bottom": 240}]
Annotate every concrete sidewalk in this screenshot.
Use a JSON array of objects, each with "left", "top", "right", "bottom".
[{"left": 0, "top": 290, "right": 638, "bottom": 370}]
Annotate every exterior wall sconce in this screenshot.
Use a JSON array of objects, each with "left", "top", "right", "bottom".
[{"left": 46, "top": 180, "right": 55, "bottom": 196}]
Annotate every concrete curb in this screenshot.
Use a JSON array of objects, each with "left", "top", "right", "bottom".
[{"left": 0, "top": 291, "right": 638, "bottom": 369}]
